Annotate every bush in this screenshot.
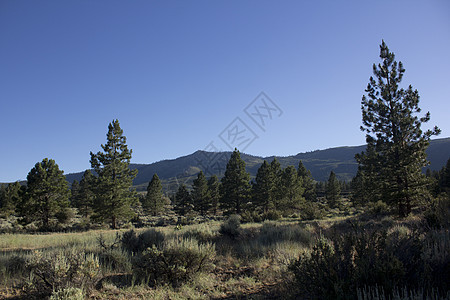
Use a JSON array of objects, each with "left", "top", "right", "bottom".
[
  {"left": 258, "top": 222, "right": 311, "bottom": 246},
  {"left": 289, "top": 227, "right": 449, "bottom": 299},
  {"left": 424, "top": 195, "right": 450, "bottom": 229},
  {"left": 262, "top": 210, "right": 281, "bottom": 221},
  {"left": 300, "top": 202, "right": 324, "bottom": 220},
  {"left": 121, "top": 229, "right": 165, "bottom": 254},
  {"left": 132, "top": 237, "right": 215, "bottom": 287},
  {"left": 49, "top": 287, "right": 84, "bottom": 300},
  {"left": 366, "top": 200, "right": 390, "bottom": 215},
  {"left": 219, "top": 214, "right": 241, "bottom": 239},
  {"left": 25, "top": 249, "right": 100, "bottom": 298}
]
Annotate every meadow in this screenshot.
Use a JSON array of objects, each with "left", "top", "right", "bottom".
[{"left": 1, "top": 206, "right": 449, "bottom": 300}]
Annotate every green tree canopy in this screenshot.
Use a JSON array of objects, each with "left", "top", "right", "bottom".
[
  {"left": 207, "top": 175, "right": 220, "bottom": 215},
  {"left": 325, "top": 171, "right": 341, "bottom": 208},
  {"left": 356, "top": 41, "right": 440, "bottom": 216},
  {"left": 192, "top": 171, "right": 210, "bottom": 216},
  {"left": 174, "top": 184, "right": 194, "bottom": 216},
  {"left": 90, "top": 119, "right": 138, "bottom": 228},
  {"left": 143, "top": 173, "right": 165, "bottom": 216},
  {"left": 0, "top": 181, "right": 22, "bottom": 216},
  {"left": 73, "top": 170, "right": 96, "bottom": 218},
  {"left": 298, "top": 161, "right": 316, "bottom": 201},
  {"left": 220, "top": 149, "right": 251, "bottom": 215},
  {"left": 25, "top": 158, "right": 71, "bottom": 228},
  {"left": 280, "top": 165, "right": 304, "bottom": 211},
  {"left": 252, "top": 160, "right": 275, "bottom": 213}
]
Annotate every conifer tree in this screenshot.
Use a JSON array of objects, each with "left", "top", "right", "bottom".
[
  {"left": 220, "top": 149, "right": 251, "bottom": 215},
  {"left": 298, "top": 161, "right": 316, "bottom": 201},
  {"left": 207, "top": 175, "right": 220, "bottom": 215},
  {"left": 192, "top": 171, "right": 210, "bottom": 216},
  {"left": 143, "top": 174, "right": 165, "bottom": 216},
  {"left": 252, "top": 160, "right": 275, "bottom": 213},
  {"left": 25, "top": 158, "right": 71, "bottom": 228},
  {"left": 90, "top": 120, "right": 138, "bottom": 228},
  {"left": 0, "top": 182, "right": 22, "bottom": 216},
  {"left": 174, "top": 184, "right": 194, "bottom": 216},
  {"left": 356, "top": 41, "right": 440, "bottom": 216},
  {"left": 281, "top": 166, "right": 304, "bottom": 211},
  {"left": 325, "top": 171, "right": 341, "bottom": 208},
  {"left": 270, "top": 158, "right": 283, "bottom": 205},
  {"left": 73, "top": 170, "right": 96, "bottom": 218}
]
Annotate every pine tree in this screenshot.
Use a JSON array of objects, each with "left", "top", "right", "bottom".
[
  {"left": 325, "top": 171, "right": 341, "bottom": 208},
  {"left": 70, "top": 180, "right": 80, "bottom": 207},
  {"left": 73, "top": 170, "right": 96, "bottom": 218},
  {"left": 90, "top": 120, "right": 138, "bottom": 229},
  {"left": 280, "top": 166, "right": 304, "bottom": 211},
  {"left": 207, "top": 175, "right": 220, "bottom": 215},
  {"left": 174, "top": 184, "right": 194, "bottom": 216},
  {"left": 270, "top": 158, "right": 283, "bottom": 206},
  {"left": 356, "top": 41, "right": 440, "bottom": 217},
  {"left": 220, "top": 149, "right": 251, "bottom": 215},
  {"left": 192, "top": 171, "right": 210, "bottom": 216},
  {"left": 143, "top": 174, "right": 165, "bottom": 216},
  {"left": 298, "top": 161, "right": 316, "bottom": 201},
  {"left": 252, "top": 160, "right": 275, "bottom": 213},
  {"left": 25, "top": 158, "right": 71, "bottom": 228},
  {"left": 0, "top": 182, "right": 22, "bottom": 216}
]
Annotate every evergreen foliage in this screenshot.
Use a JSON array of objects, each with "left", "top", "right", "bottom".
[
  {"left": 0, "top": 182, "right": 22, "bottom": 216},
  {"left": 220, "top": 149, "right": 251, "bottom": 215},
  {"left": 90, "top": 120, "right": 138, "bottom": 229},
  {"left": 297, "top": 160, "right": 316, "bottom": 201},
  {"left": 24, "top": 158, "right": 71, "bottom": 228},
  {"left": 207, "top": 175, "right": 220, "bottom": 215},
  {"left": 143, "top": 174, "right": 165, "bottom": 215},
  {"left": 356, "top": 41, "right": 440, "bottom": 217},
  {"left": 174, "top": 184, "right": 194, "bottom": 216},
  {"left": 252, "top": 160, "right": 275, "bottom": 213},
  {"left": 72, "top": 170, "right": 96, "bottom": 218},
  {"left": 192, "top": 171, "right": 210, "bottom": 216},
  {"left": 280, "top": 165, "right": 304, "bottom": 211},
  {"left": 325, "top": 171, "right": 341, "bottom": 208}
]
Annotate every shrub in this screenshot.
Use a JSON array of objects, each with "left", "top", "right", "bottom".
[
  {"left": 219, "top": 214, "right": 241, "bottom": 239},
  {"left": 258, "top": 222, "right": 311, "bottom": 246},
  {"left": 424, "top": 195, "right": 450, "bottom": 229},
  {"left": 24, "top": 249, "right": 100, "bottom": 298},
  {"left": 49, "top": 287, "right": 84, "bottom": 300},
  {"left": 132, "top": 237, "right": 215, "bottom": 287},
  {"left": 289, "top": 228, "right": 445, "bottom": 299},
  {"left": 121, "top": 229, "right": 165, "bottom": 254},
  {"left": 366, "top": 200, "right": 390, "bottom": 215},
  {"left": 262, "top": 210, "right": 281, "bottom": 221},
  {"left": 300, "top": 202, "right": 324, "bottom": 220}
]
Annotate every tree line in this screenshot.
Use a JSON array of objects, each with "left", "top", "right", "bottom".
[{"left": 1, "top": 41, "right": 448, "bottom": 230}]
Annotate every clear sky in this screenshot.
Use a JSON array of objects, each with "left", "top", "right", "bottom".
[{"left": 1, "top": 0, "right": 449, "bottom": 182}]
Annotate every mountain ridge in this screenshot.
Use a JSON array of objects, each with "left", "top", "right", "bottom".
[{"left": 61, "top": 137, "right": 450, "bottom": 193}]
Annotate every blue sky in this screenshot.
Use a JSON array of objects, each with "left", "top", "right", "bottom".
[{"left": 1, "top": 0, "right": 449, "bottom": 182}]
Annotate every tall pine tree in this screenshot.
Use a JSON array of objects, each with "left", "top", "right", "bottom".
[
  {"left": 356, "top": 41, "right": 440, "bottom": 216},
  {"left": 73, "top": 170, "right": 96, "bottom": 218},
  {"left": 174, "top": 184, "right": 194, "bottom": 216},
  {"left": 325, "top": 171, "right": 341, "bottom": 208},
  {"left": 220, "top": 149, "right": 251, "bottom": 215},
  {"left": 207, "top": 175, "right": 220, "bottom": 215},
  {"left": 280, "top": 166, "right": 304, "bottom": 212},
  {"left": 25, "top": 158, "right": 71, "bottom": 228},
  {"left": 252, "top": 160, "right": 275, "bottom": 213},
  {"left": 90, "top": 120, "right": 138, "bottom": 228},
  {"left": 297, "top": 161, "right": 316, "bottom": 201},
  {"left": 143, "top": 174, "right": 165, "bottom": 215},
  {"left": 192, "top": 171, "right": 210, "bottom": 216}
]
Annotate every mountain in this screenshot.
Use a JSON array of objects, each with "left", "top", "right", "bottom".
[{"left": 63, "top": 137, "right": 450, "bottom": 194}]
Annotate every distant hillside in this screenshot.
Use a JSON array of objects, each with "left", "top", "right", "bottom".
[{"left": 63, "top": 137, "right": 450, "bottom": 194}]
